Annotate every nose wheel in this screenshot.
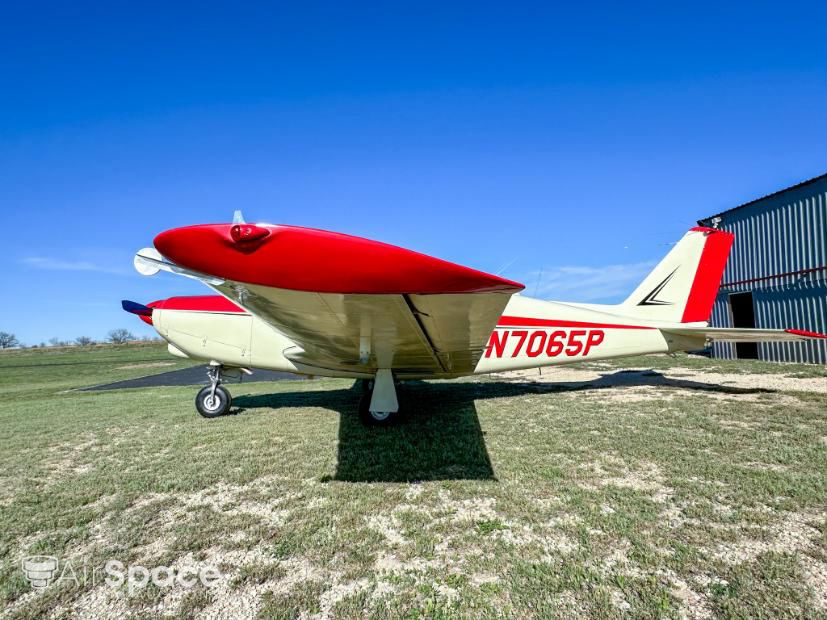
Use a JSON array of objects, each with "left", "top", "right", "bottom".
[
  {"left": 195, "top": 364, "right": 233, "bottom": 418},
  {"left": 196, "top": 384, "right": 232, "bottom": 418}
]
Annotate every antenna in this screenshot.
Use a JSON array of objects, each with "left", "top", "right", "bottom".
[{"left": 495, "top": 256, "right": 519, "bottom": 276}]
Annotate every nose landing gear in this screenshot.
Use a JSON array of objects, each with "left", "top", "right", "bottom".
[{"left": 195, "top": 364, "right": 233, "bottom": 418}]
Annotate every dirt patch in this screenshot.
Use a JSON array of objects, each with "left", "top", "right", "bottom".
[
  {"left": 597, "top": 539, "right": 644, "bottom": 580},
  {"left": 740, "top": 461, "right": 790, "bottom": 473},
  {"left": 42, "top": 435, "right": 101, "bottom": 482},
  {"left": 129, "top": 479, "right": 297, "bottom": 531},
  {"left": 702, "top": 510, "right": 827, "bottom": 610},
  {"left": 658, "top": 568, "right": 713, "bottom": 619},
  {"left": 580, "top": 457, "right": 674, "bottom": 503},
  {"left": 500, "top": 365, "right": 827, "bottom": 394},
  {"left": 64, "top": 584, "right": 132, "bottom": 619},
  {"left": 800, "top": 555, "right": 827, "bottom": 610},
  {"left": 365, "top": 514, "right": 409, "bottom": 547},
  {"left": 317, "top": 578, "right": 371, "bottom": 618},
  {"left": 494, "top": 526, "right": 577, "bottom": 557},
  {"left": 709, "top": 510, "right": 824, "bottom": 565},
  {"left": 115, "top": 362, "right": 176, "bottom": 370}
]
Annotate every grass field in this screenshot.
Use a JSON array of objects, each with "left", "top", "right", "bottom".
[{"left": 1, "top": 344, "right": 826, "bottom": 619}]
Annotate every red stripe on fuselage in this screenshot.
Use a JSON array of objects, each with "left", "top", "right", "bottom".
[
  {"left": 496, "top": 316, "right": 655, "bottom": 330},
  {"left": 150, "top": 296, "right": 246, "bottom": 313}
]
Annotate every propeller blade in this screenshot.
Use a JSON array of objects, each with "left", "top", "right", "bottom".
[{"left": 121, "top": 300, "right": 152, "bottom": 317}]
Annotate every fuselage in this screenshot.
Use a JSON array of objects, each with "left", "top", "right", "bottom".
[
  {"left": 148, "top": 293, "right": 690, "bottom": 380},
  {"left": 473, "top": 295, "right": 678, "bottom": 374}
]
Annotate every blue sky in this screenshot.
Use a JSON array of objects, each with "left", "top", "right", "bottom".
[{"left": 1, "top": 2, "right": 826, "bottom": 344}]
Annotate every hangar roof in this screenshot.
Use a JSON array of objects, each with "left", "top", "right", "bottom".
[{"left": 698, "top": 171, "right": 827, "bottom": 225}]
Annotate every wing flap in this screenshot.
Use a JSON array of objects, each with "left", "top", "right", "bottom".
[
  {"left": 204, "top": 280, "right": 514, "bottom": 375},
  {"left": 408, "top": 292, "right": 514, "bottom": 372}
]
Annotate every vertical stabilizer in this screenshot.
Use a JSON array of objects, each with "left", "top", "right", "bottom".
[{"left": 619, "top": 227, "right": 734, "bottom": 324}]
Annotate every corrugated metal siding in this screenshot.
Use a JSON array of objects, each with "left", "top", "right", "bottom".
[
  {"left": 754, "top": 287, "right": 827, "bottom": 363},
  {"left": 703, "top": 175, "right": 827, "bottom": 364},
  {"left": 711, "top": 286, "right": 827, "bottom": 364},
  {"left": 710, "top": 293, "right": 735, "bottom": 360},
  {"left": 717, "top": 187, "right": 826, "bottom": 292}
]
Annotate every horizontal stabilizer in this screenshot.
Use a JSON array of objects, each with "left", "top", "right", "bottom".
[{"left": 661, "top": 326, "right": 827, "bottom": 342}]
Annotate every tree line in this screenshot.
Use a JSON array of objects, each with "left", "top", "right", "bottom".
[{"left": 0, "top": 329, "right": 163, "bottom": 349}]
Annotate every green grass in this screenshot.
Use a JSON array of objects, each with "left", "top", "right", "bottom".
[{"left": 0, "top": 345, "right": 826, "bottom": 618}]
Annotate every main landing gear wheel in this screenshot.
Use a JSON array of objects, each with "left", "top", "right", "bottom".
[
  {"left": 196, "top": 385, "right": 232, "bottom": 418},
  {"left": 358, "top": 392, "right": 397, "bottom": 425},
  {"left": 359, "top": 369, "right": 399, "bottom": 426}
]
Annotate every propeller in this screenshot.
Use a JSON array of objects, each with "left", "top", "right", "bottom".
[{"left": 121, "top": 300, "right": 152, "bottom": 316}]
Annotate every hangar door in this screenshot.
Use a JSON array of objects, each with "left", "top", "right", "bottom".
[{"left": 729, "top": 292, "right": 758, "bottom": 359}]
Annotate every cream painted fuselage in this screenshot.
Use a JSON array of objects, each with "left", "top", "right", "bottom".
[{"left": 151, "top": 293, "right": 701, "bottom": 380}]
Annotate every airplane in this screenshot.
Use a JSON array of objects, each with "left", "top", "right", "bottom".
[{"left": 123, "top": 214, "right": 826, "bottom": 424}]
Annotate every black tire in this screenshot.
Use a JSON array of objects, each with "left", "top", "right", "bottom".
[
  {"left": 358, "top": 391, "right": 397, "bottom": 426},
  {"left": 196, "top": 385, "right": 232, "bottom": 418}
]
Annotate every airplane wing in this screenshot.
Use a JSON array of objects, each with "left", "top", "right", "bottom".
[
  {"left": 143, "top": 223, "right": 524, "bottom": 376},
  {"left": 660, "top": 327, "right": 827, "bottom": 342}
]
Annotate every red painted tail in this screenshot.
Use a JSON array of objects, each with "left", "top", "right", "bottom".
[
  {"left": 619, "top": 227, "right": 734, "bottom": 324},
  {"left": 679, "top": 228, "right": 734, "bottom": 322}
]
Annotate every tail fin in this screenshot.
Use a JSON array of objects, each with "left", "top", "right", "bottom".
[{"left": 619, "top": 227, "right": 734, "bottom": 324}]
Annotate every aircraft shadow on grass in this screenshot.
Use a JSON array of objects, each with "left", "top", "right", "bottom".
[{"left": 231, "top": 370, "right": 774, "bottom": 484}]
